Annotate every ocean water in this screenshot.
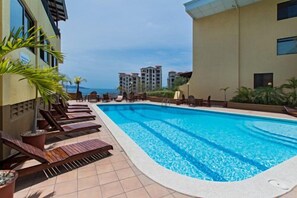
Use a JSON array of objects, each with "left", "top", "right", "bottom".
[
  {"left": 66, "top": 87, "right": 118, "bottom": 97},
  {"left": 98, "top": 103, "right": 297, "bottom": 182}
]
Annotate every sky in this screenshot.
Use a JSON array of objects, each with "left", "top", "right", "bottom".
[{"left": 59, "top": 0, "right": 192, "bottom": 89}]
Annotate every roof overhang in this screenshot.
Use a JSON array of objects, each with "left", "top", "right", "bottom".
[
  {"left": 48, "top": 0, "right": 68, "bottom": 21},
  {"left": 184, "top": 0, "right": 261, "bottom": 19}
]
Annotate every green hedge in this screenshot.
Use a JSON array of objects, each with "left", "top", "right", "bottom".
[{"left": 147, "top": 90, "right": 175, "bottom": 98}]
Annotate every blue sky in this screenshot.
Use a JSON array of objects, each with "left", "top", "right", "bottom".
[{"left": 59, "top": 0, "right": 192, "bottom": 89}]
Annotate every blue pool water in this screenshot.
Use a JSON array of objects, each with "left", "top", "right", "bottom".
[{"left": 98, "top": 104, "right": 297, "bottom": 182}]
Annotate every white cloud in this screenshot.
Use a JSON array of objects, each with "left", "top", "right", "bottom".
[{"left": 59, "top": 0, "right": 192, "bottom": 88}]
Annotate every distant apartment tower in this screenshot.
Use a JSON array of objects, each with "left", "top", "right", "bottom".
[
  {"left": 119, "top": 73, "right": 140, "bottom": 94},
  {"left": 140, "top": 66, "right": 162, "bottom": 91},
  {"left": 167, "top": 71, "right": 178, "bottom": 89}
]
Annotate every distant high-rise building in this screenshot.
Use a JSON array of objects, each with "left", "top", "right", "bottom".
[
  {"left": 119, "top": 73, "right": 140, "bottom": 94},
  {"left": 140, "top": 65, "right": 162, "bottom": 91},
  {"left": 167, "top": 71, "right": 178, "bottom": 89}
]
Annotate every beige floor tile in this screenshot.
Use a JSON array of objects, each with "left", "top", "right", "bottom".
[
  {"left": 96, "top": 164, "right": 114, "bottom": 174},
  {"left": 112, "top": 161, "right": 130, "bottom": 170},
  {"left": 78, "top": 186, "right": 102, "bottom": 198},
  {"left": 120, "top": 176, "right": 143, "bottom": 192},
  {"left": 116, "top": 168, "right": 135, "bottom": 180},
  {"left": 145, "top": 183, "right": 170, "bottom": 198},
  {"left": 125, "top": 188, "right": 150, "bottom": 198},
  {"left": 54, "top": 180, "right": 78, "bottom": 196},
  {"left": 78, "top": 165, "right": 97, "bottom": 179},
  {"left": 54, "top": 192, "right": 78, "bottom": 198},
  {"left": 131, "top": 166, "right": 142, "bottom": 176},
  {"left": 110, "top": 194, "right": 127, "bottom": 198},
  {"left": 95, "top": 157, "right": 111, "bottom": 166},
  {"left": 27, "top": 185, "right": 55, "bottom": 198},
  {"left": 163, "top": 195, "right": 175, "bottom": 198},
  {"left": 78, "top": 175, "right": 99, "bottom": 191},
  {"left": 30, "top": 177, "right": 57, "bottom": 189},
  {"left": 172, "top": 192, "right": 194, "bottom": 198},
  {"left": 138, "top": 174, "right": 155, "bottom": 186},
  {"left": 110, "top": 154, "right": 126, "bottom": 163},
  {"left": 126, "top": 160, "right": 134, "bottom": 167},
  {"left": 101, "top": 181, "right": 124, "bottom": 198},
  {"left": 98, "top": 171, "right": 119, "bottom": 185},
  {"left": 14, "top": 189, "right": 29, "bottom": 198},
  {"left": 167, "top": 188, "right": 175, "bottom": 193},
  {"left": 56, "top": 170, "right": 78, "bottom": 184}
]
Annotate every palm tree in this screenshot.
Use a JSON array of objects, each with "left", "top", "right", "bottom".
[
  {"left": 0, "top": 27, "right": 68, "bottom": 133},
  {"left": 220, "top": 87, "right": 229, "bottom": 102},
  {"left": 231, "top": 86, "right": 254, "bottom": 103},
  {"left": 281, "top": 77, "right": 297, "bottom": 107},
  {"left": 73, "top": 76, "right": 87, "bottom": 94}
]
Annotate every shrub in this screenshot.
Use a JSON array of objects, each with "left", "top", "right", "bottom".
[
  {"left": 253, "top": 86, "right": 285, "bottom": 105},
  {"left": 231, "top": 87, "right": 254, "bottom": 103},
  {"left": 147, "top": 90, "right": 175, "bottom": 98}
]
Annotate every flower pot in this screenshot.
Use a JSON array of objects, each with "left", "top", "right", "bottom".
[
  {"left": 21, "top": 130, "right": 46, "bottom": 150},
  {"left": 0, "top": 170, "right": 18, "bottom": 198}
]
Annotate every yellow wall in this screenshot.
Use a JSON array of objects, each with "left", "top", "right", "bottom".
[
  {"left": 0, "top": 0, "right": 61, "bottom": 106},
  {"left": 186, "top": 0, "right": 297, "bottom": 101}
]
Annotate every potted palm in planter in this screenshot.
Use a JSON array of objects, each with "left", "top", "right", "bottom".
[
  {"left": 0, "top": 27, "right": 68, "bottom": 150},
  {"left": 0, "top": 170, "right": 18, "bottom": 198},
  {"left": 73, "top": 76, "right": 86, "bottom": 101}
]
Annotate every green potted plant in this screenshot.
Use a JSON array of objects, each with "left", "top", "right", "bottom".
[
  {"left": 0, "top": 170, "right": 18, "bottom": 198},
  {"left": 0, "top": 27, "right": 68, "bottom": 149}
]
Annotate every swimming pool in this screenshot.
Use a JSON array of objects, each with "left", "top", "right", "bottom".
[{"left": 98, "top": 104, "right": 297, "bottom": 182}]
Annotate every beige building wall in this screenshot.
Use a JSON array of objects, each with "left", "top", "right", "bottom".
[
  {"left": 183, "top": 0, "right": 297, "bottom": 101},
  {"left": 0, "top": 0, "right": 63, "bottom": 158}
]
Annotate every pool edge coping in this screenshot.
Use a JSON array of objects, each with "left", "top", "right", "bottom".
[{"left": 92, "top": 102, "right": 297, "bottom": 198}]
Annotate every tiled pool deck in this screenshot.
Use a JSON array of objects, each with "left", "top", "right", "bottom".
[{"left": 14, "top": 101, "right": 297, "bottom": 198}]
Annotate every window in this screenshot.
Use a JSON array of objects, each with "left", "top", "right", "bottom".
[
  {"left": 40, "top": 32, "right": 51, "bottom": 64},
  {"left": 254, "top": 73, "right": 273, "bottom": 89},
  {"left": 10, "top": 0, "right": 35, "bottom": 53},
  {"left": 277, "top": 36, "right": 297, "bottom": 55},
  {"left": 10, "top": 0, "right": 23, "bottom": 33},
  {"left": 277, "top": 0, "right": 297, "bottom": 20}
]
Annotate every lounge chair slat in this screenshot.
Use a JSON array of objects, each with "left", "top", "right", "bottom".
[{"left": 1, "top": 132, "right": 113, "bottom": 177}]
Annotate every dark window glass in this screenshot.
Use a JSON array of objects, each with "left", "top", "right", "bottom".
[
  {"left": 40, "top": 33, "right": 45, "bottom": 60},
  {"left": 39, "top": 32, "right": 51, "bottom": 64},
  {"left": 24, "top": 13, "right": 34, "bottom": 52},
  {"left": 278, "top": 0, "right": 297, "bottom": 20},
  {"left": 277, "top": 36, "right": 297, "bottom": 55},
  {"left": 44, "top": 40, "right": 49, "bottom": 64},
  {"left": 254, "top": 73, "right": 273, "bottom": 89},
  {"left": 10, "top": 0, "right": 35, "bottom": 53},
  {"left": 10, "top": 0, "right": 23, "bottom": 34}
]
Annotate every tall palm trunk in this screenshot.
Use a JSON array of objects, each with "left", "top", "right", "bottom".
[{"left": 76, "top": 82, "right": 80, "bottom": 94}]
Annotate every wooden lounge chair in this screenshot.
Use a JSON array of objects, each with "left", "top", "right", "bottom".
[
  {"left": 59, "top": 98, "right": 88, "bottom": 107},
  {"left": 284, "top": 106, "right": 297, "bottom": 117},
  {"left": 188, "top": 95, "right": 196, "bottom": 107},
  {"left": 39, "top": 110, "right": 101, "bottom": 137},
  {"left": 0, "top": 132, "right": 113, "bottom": 177},
  {"left": 58, "top": 102, "right": 92, "bottom": 112},
  {"left": 52, "top": 104, "right": 96, "bottom": 121},
  {"left": 88, "top": 91, "right": 100, "bottom": 103},
  {"left": 102, "top": 94, "right": 111, "bottom": 102},
  {"left": 202, "top": 95, "right": 211, "bottom": 107}
]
